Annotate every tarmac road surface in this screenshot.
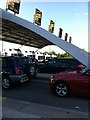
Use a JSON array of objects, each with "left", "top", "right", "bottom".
[{"left": 2, "top": 73, "right": 90, "bottom": 118}]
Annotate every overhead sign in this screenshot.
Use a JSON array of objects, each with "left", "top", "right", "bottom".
[
  {"left": 34, "top": 8, "right": 42, "bottom": 26},
  {"left": 65, "top": 33, "right": 68, "bottom": 41},
  {"left": 59, "top": 28, "right": 63, "bottom": 38},
  {"left": 69, "top": 36, "right": 72, "bottom": 43},
  {"left": 49, "top": 20, "right": 55, "bottom": 33},
  {"left": 6, "top": 0, "right": 21, "bottom": 14}
]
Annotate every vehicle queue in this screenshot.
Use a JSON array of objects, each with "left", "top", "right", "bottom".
[{"left": 1, "top": 49, "right": 90, "bottom": 98}]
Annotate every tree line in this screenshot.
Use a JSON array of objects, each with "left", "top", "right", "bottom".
[{"left": 43, "top": 51, "right": 73, "bottom": 58}]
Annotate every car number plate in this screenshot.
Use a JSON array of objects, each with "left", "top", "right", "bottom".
[{"left": 21, "top": 78, "right": 28, "bottom": 83}]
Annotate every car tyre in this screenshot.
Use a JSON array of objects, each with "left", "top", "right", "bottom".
[
  {"left": 54, "top": 81, "right": 70, "bottom": 97},
  {"left": 2, "top": 77, "right": 12, "bottom": 89}
]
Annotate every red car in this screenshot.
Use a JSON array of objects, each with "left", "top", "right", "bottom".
[{"left": 49, "top": 68, "right": 90, "bottom": 97}]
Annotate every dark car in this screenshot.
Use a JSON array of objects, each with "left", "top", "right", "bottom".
[
  {"left": 1, "top": 56, "right": 37, "bottom": 89},
  {"left": 37, "top": 58, "right": 84, "bottom": 73},
  {"left": 49, "top": 68, "right": 90, "bottom": 97}
]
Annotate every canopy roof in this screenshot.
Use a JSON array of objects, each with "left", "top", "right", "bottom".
[
  {"left": 0, "top": 9, "right": 89, "bottom": 68},
  {"left": 0, "top": 9, "right": 54, "bottom": 48}
]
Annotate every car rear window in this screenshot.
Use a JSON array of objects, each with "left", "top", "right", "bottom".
[{"left": 15, "top": 57, "right": 27, "bottom": 67}]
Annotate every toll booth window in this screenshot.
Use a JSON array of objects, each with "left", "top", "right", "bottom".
[{"left": 38, "top": 56, "right": 45, "bottom": 60}]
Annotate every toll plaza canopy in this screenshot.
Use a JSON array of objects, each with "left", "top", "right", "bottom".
[
  {"left": 0, "top": 8, "right": 89, "bottom": 69},
  {"left": 0, "top": 9, "right": 54, "bottom": 48}
]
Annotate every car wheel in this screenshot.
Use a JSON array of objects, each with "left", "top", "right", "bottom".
[
  {"left": 2, "top": 77, "right": 12, "bottom": 89},
  {"left": 54, "top": 81, "right": 70, "bottom": 97}
]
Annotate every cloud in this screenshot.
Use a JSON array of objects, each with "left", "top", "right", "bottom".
[{"left": 84, "top": 12, "right": 88, "bottom": 15}]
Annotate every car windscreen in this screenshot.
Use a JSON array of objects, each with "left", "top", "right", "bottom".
[{"left": 80, "top": 67, "right": 88, "bottom": 74}]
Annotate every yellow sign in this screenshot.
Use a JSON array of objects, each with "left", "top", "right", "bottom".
[
  {"left": 49, "top": 20, "right": 55, "bottom": 33},
  {"left": 6, "top": 0, "right": 21, "bottom": 14},
  {"left": 34, "top": 8, "right": 42, "bottom": 26}
]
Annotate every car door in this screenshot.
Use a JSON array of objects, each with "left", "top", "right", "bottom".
[
  {"left": 75, "top": 72, "right": 90, "bottom": 96},
  {"left": 45, "top": 60, "right": 56, "bottom": 73}
]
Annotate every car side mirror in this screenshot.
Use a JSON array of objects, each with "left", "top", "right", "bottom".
[{"left": 86, "top": 71, "right": 90, "bottom": 76}]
